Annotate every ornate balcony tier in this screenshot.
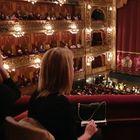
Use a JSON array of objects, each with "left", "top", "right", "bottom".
[
  {"left": 71, "top": 48, "right": 85, "bottom": 58},
  {"left": 74, "top": 71, "right": 85, "bottom": 80},
  {"left": 86, "top": 65, "right": 111, "bottom": 77},
  {"left": 1, "top": 0, "right": 79, "bottom": 5},
  {"left": 0, "top": 0, "right": 112, "bottom": 5},
  {"left": 86, "top": 46, "right": 110, "bottom": 56},
  {"left": 3, "top": 54, "right": 42, "bottom": 69},
  {"left": 0, "top": 20, "right": 84, "bottom": 34},
  {"left": 3, "top": 49, "right": 85, "bottom": 69}
]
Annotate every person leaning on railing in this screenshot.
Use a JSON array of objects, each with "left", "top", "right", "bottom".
[{"left": 28, "top": 47, "right": 98, "bottom": 140}]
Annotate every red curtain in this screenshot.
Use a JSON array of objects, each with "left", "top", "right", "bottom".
[{"left": 117, "top": 0, "right": 140, "bottom": 75}]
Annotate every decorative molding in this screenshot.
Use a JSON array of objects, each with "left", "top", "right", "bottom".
[
  {"left": 91, "top": 65, "right": 111, "bottom": 75},
  {"left": 116, "top": 0, "right": 128, "bottom": 8},
  {"left": 89, "top": 0, "right": 113, "bottom": 5},
  {"left": 0, "top": 0, "right": 79, "bottom": 5},
  {"left": 74, "top": 71, "right": 85, "bottom": 80},
  {"left": 3, "top": 54, "right": 43, "bottom": 69},
  {"left": 0, "top": 20, "right": 84, "bottom": 34},
  {"left": 117, "top": 50, "right": 140, "bottom": 55},
  {"left": 3, "top": 49, "right": 86, "bottom": 68},
  {"left": 86, "top": 46, "right": 110, "bottom": 56},
  {"left": 71, "top": 48, "right": 85, "bottom": 57},
  {"left": 85, "top": 65, "right": 111, "bottom": 76}
]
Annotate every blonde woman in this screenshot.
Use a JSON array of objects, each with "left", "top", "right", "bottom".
[{"left": 28, "top": 47, "right": 98, "bottom": 140}]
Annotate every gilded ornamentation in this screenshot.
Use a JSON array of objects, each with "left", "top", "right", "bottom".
[
  {"left": 86, "top": 46, "right": 110, "bottom": 56},
  {"left": 1, "top": 0, "right": 116, "bottom": 83},
  {"left": 121, "top": 56, "right": 132, "bottom": 68},
  {"left": 117, "top": 0, "right": 128, "bottom": 8},
  {"left": 3, "top": 54, "right": 42, "bottom": 69},
  {"left": 0, "top": 20, "right": 84, "bottom": 34},
  {"left": 74, "top": 71, "right": 85, "bottom": 80},
  {"left": 91, "top": 66, "right": 110, "bottom": 75},
  {"left": 71, "top": 48, "right": 85, "bottom": 58}
]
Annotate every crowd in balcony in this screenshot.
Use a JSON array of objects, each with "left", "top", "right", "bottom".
[
  {"left": 0, "top": 42, "right": 83, "bottom": 59},
  {"left": 0, "top": 11, "right": 81, "bottom": 21}
]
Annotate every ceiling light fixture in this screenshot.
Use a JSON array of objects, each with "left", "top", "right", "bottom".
[
  {"left": 55, "top": 0, "right": 66, "bottom": 6},
  {"left": 44, "top": 24, "right": 54, "bottom": 36},
  {"left": 28, "top": 0, "right": 37, "bottom": 4},
  {"left": 69, "top": 24, "right": 79, "bottom": 34},
  {"left": 12, "top": 23, "right": 25, "bottom": 38}
]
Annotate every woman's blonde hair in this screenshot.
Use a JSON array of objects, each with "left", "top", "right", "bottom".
[{"left": 38, "top": 47, "right": 74, "bottom": 95}]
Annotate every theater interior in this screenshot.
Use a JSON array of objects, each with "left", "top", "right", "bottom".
[{"left": 0, "top": 0, "right": 140, "bottom": 140}]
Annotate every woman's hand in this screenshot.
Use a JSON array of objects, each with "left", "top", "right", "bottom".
[
  {"left": 78, "top": 120, "right": 98, "bottom": 140},
  {"left": 84, "top": 120, "right": 98, "bottom": 139}
]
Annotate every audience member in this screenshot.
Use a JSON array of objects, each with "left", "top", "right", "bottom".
[
  {"left": 28, "top": 47, "right": 98, "bottom": 140},
  {"left": 0, "top": 52, "right": 21, "bottom": 139}
]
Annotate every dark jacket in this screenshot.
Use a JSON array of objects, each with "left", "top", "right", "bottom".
[
  {"left": 0, "top": 78, "right": 21, "bottom": 139},
  {"left": 28, "top": 91, "right": 77, "bottom": 140},
  {"left": 0, "top": 78, "right": 21, "bottom": 119}
]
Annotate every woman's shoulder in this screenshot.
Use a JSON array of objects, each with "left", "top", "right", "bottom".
[
  {"left": 40, "top": 94, "right": 71, "bottom": 106},
  {"left": 57, "top": 95, "right": 73, "bottom": 107},
  {"left": 29, "top": 92, "right": 70, "bottom": 105}
]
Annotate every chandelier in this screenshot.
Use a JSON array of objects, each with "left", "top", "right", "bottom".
[
  {"left": 55, "top": 0, "right": 66, "bottom": 6},
  {"left": 32, "top": 58, "right": 41, "bottom": 69},
  {"left": 12, "top": 23, "right": 25, "bottom": 38},
  {"left": 44, "top": 24, "right": 54, "bottom": 36},
  {"left": 28, "top": 0, "right": 37, "bottom": 4},
  {"left": 69, "top": 24, "right": 79, "bottom": 34},
  {"left": 86, "top": 55, "right": 94, "bottom": 66}
]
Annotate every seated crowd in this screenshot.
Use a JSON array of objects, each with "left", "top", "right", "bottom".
[{"left": 71, "top": 76, "right": 140, "bottom": 95}]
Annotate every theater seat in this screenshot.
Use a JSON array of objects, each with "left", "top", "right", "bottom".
[{"left": 5, "top": 116, "right": 55, "bottom": 140}]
